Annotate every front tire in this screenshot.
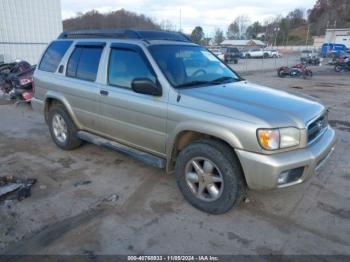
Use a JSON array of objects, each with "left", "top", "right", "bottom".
[
  {"left": 175, "top": 139, "right": 246, "bottom": 214},
  {"left": 303, "top": 69, "right": 313, "bottom": 79},
  {"left": 335, "top": 65, "right": 344, "bottom": 72},
  {"left": 48, "top": 104, "right": 82, "bottom": 150}
]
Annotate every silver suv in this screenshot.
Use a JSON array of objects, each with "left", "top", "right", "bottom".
[{"left": 32, "top": 29, "right": 336, "bottom": 214}]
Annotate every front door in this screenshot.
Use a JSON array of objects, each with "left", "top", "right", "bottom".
[{"left": 97, "top": 44, "right": 167, "bottom": 156}]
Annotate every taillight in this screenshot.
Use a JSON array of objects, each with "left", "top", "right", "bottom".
[{"left": 19, "top": 78, "right": 32, "bottom": 86}]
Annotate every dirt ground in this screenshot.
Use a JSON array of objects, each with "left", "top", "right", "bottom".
[{"left": 0, "top": 64, "right": 349, "bottom": 255}]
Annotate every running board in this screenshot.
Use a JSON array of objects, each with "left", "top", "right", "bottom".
[{"left": 77, "top": 131, "right": 166, "bottom": 169}]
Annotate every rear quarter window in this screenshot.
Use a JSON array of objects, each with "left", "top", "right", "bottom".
[{"left": 39, "top": 41, "right": 72, "bottom": 72}]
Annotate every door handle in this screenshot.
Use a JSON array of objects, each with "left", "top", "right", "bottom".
[{"left": 100, "top": 90, "right": 109, "bottom": 96}]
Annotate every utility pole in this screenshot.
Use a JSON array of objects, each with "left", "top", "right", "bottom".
[
  {"left": 179, "top": 8, "right": 182, "bottom": 32},
  {"left": 273, "top": 27, "right": 279, "bottom": 47},
  {"left": 306, "top": 23, "right": 310, "bottom": 46}
]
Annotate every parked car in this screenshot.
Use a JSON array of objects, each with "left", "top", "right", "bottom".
[
  {"left": 32, "top": 29, "right": 336, "bottom": 214},
  {"left": 265, "top": 49, "right": 282, "bottom": 58},
  {"left": 241, "top": 48, "right": 269, "bottom": 59},
  {"left": 221, "top": 47, "right": 240, "bottom": 64},
  {"left": 300, "top": 50, "right": 320, "bottom": 65}
]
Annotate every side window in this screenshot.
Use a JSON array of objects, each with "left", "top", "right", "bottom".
[
  {"left": 108, "top": 49, "right": 155, "bottom": 89},
  {"left": 39, "top": 41, "right": 72, "bottom": 72},
  {"left": 66, "top": 47, "right": 82, "bottom": 77},
  {"left": 66, "top": 46, "right": 103, "bottom": 82}
]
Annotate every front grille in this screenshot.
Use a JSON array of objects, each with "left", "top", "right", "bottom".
[{"left": 307, "top": 113, "right": 328, "bottom": 143}]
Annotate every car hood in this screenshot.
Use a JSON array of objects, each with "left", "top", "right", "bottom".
[{"left": 178, "top": 81, "right": 325, "bottom": 128}]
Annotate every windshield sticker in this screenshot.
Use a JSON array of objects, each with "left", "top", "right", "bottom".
[{"left": 175, "top": 51, "right": 192, "bottom": 58}]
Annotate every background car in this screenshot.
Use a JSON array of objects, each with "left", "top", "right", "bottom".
[
  {"left": 222, "top": 47, "right": 240, "bottom": 64},
  {"left": 240, "top": 48, "right": 269, "bottom": 59},
  {"left": 265, "top": 49, "right": 282, "bottom": 58},
  {"left": 300, "top": 49, "right": 320, "bottom": 65}
]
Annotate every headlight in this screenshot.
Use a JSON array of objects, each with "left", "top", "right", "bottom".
[{"left": 257, "top": 127, "right": 300, "bottom": 150}]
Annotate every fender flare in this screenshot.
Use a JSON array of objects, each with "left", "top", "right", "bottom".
[
  {"left": 44, "top": 91, "right": 82, "bottom": 129},
  {"left": 166, "top": 121, "right": 243, "bottom": 172}
]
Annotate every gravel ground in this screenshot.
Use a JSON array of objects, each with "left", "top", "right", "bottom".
[{"left": 0, "top": 64, "right": 349, "bottom": 255}]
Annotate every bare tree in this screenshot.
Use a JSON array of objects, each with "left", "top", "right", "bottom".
[
  {"left": 214, "top": 28, "right": 224, "bottom": 45},
  {"left": 160, "top": 20, "right": 176, "bottom": 31},
  {"left": 235, "top": 15, "right": 251, "bottom": 39}
]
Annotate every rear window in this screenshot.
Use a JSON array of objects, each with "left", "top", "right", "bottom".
[
  {"left": 66, "top": 46, "right": 103, "bottom": 82},
  {"left": 39, "top": 41, "right": 72, "bottom": 72}
]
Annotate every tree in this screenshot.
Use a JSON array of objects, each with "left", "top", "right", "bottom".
[
  {"left": 235, "top": 15, "right": 251, "bottom": 39},
  {"left": 246, "top": 21, "right": 263, "bottom": 39},
  {"left": 226, "top": 22, "right": 239, "bottom": 39},
  {"left": 227, "top": 16, "right": 251, "bottom": 39},
  {"left": 191, "top": 26, "right": 205, "bottom": 44},
  {"left": 287, "top": 8, "right": 306, "bottom": 28},
  {"left": 160, "top": 20, "right": 175, "bottom": 31},
  {"left": 63, "top": 9, "right": 161, "bottom": 31},
  {"left": 308, "top": 0, "right": 350, "bottom": 35},
  {"left": 214, "top": 28, "right": 224, "bottom": 45}
]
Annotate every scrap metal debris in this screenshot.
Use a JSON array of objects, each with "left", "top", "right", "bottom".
[{"left": 0, "top": 176, "right": 36, "bottom": 201}]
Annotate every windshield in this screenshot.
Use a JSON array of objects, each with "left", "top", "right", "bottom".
[{"left": 149, "top": 45, "right": 240, "bottom": 88}]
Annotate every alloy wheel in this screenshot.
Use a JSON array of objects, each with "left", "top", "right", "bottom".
[{"left": 184, "top": 157, "right": 224, "bottom": 202}]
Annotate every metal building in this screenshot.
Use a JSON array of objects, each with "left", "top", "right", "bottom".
[
  {"left": 0, "top": 0, "right": 62, "bottom": 64},
  {"left": 325, "top": 28, "right": 350, "bottom": 48}
]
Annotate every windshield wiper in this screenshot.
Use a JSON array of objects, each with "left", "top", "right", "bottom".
[
  {"left": 176, "top": 80, "right": 211, "bottom": 88},
  {"left": 175, "top": 77, "right": 239, "bottom": 88},
  {"left": 210, "top": 76, "right": 238, "bottom": 84}
]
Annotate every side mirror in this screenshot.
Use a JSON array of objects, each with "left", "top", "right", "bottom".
[{"left": 131, "top": 78, "right": 162, "bottom": 96}]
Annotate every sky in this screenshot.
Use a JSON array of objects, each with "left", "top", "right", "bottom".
[{"left": 61, "top": 0, "right": 317, "bottom": 36}]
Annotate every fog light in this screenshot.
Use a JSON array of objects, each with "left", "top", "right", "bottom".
[{"left": 278, "top": 167, "right": 304, "bottom": 185}]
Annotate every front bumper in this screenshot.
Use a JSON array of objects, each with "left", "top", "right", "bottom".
[{"left": 235, "top": 127, "right": 336, "bottom": 190}]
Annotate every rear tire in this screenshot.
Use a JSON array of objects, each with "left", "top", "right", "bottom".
[
  {"left": 48, "top": 104, "right": 82, "bottom": 150},
  {"left": 175, "top": 139, "right": 246, "bottom": 214},
  {"left": 278, "top": 69, "right": 287, "bottom": 78}
]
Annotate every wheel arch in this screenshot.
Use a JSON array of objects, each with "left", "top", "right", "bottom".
[
  {"left": 44, "top": 91, "right": 82, "bottom": 129},
  {"left": 166, "top": 124, "right": 243, "bottom": 174}
]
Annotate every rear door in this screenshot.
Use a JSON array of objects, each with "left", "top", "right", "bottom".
[
  {"left": 97, "top": 43, "right": 167, "bottom": 156},
  {"left": 61, "top": 42, "right": 105, "bottom": 130}
]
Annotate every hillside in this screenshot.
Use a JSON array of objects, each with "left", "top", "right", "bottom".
[
  {"left": 308, "top": 0, "right": 350, "bottom": 35},
  {"left": 63, "top": 9, "right": 160, "bottom": 31},
  {"left": 286, "top": 25, "right": 312, "bottom": 45}
]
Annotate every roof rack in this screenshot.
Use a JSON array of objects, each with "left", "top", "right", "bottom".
[{"left": 58, "top": 29, "right": 192, "bottom": 43}]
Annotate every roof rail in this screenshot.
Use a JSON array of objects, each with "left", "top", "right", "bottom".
[{"left": 58, "top": 29, "right": 192, "bottom": 43}]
